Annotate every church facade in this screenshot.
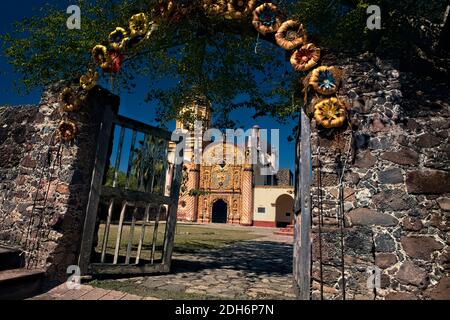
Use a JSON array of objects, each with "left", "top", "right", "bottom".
[
  {"left": 169, "top": 90, "right": 294, "bottom": 227},
  {"left": 177, "top": 142, "right": 255, "bottom": 225}
]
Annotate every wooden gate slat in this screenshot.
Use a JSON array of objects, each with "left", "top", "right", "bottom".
[
  {"left": 135, "top": 204, "right": 151, "bottom": 265},
  {"left": 78, "top": 106, "right": 115, "bottom": 275},
  {"left": 125, "top": 130, "right": 137, "bottom": 189},
  {"left": 149, "top": 139, "right": 159, "bottom": 193},
  {"left": 162, "top": 162, "right": 183, "bottom": 268},
  {"left": 125, "top": 207, "right": 138, "bottom": 264},
  {"left": 138, "top": 134, "right": 149, "bottom": 192},
  {"left": 89, "top": 263, "right": 166, "bottom": 275},
  {"left": 101, "top": 198, "right": 115, "bottom": 263},
  {"left": 150, "top": 205, "right": 162, "bottom": 264},
  {"left": 113, "top": 201, "right": 128, "bottom": 264},
  {"left": 114, "top": 126, "right": 126, "bottom": 185},
  {"left": 158, "top": 141, "right": 170, "bottom": 195},
  {"left": 113, "top": 115, "right": 172, "bottom": 140},
  {"left": 100, "top": 186, "right": 175, "bottom": 205}
]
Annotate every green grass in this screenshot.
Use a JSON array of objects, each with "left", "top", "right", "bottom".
[
  {"left": 91, "top": 224, "right": 262, "bottom": 299},
  {"left": 171, "top": 225, "right": 262, "bottom": 253},
  {"left": 95, "top": 224, "right": 262, "bottom": 263}
]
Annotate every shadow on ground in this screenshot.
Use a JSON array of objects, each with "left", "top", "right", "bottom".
[
  {"left": 171, "top": 240, "right": 293, "bottom": 277},
  {"left": 89, "top": 239, "right": 296, "bottom": 300}
]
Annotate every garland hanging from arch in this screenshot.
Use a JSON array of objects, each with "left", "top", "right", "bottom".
[
  {"left": 56, "top": 120, "right": 78, "bottom": 143},
  {"left": 225, "top": 0, "right": 256, "bottom": 20},
  {"left": 58, "top": 2, "right": 351, "bottom": 142},
  {"left": 203, "top": 0, "right": 227, "bottom": 17},
  {"left": 275, "top": 20, "right": 306, "bottom": 51},
  {"left": 309, "top": 66, "right": 343, "bottom": 96},
  {"left": 313, "top": 97, "right": 348, "bottom": 129},
  {"left": 252, "top": 3, "right": 282, "bottom": 35},
  {"left": 60, "top": 87, "right": 83, "bottom": 113},
  {"left": 290, "top": 43, "right": 321, "bottom": 72}
]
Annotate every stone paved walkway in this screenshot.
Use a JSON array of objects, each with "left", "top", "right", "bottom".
[
  {"left": 31, "top": 284, "right": 158, "bottom": 300},
  {"left": 33, "top": 225, "right": 295, "bottom": 300}
]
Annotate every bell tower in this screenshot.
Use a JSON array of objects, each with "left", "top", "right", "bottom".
[{"left": 170, "top": 88, "right": 212, "bottom": 222}]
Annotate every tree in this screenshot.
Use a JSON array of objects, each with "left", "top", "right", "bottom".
[
  {"left": 1, "top": 0, "right": 299, "bottom": 127},
  {"left": 1, "top": 0, "right": 448, "bottom": 129}
]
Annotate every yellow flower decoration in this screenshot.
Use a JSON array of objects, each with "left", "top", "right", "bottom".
[
  {"left": 314, "top": 98, "right": 348, "bottom": 129},
  {"left": 129, "top": 13, "right": 149, "bottom": 38},
  {"left": 92, "top": 45, "right": 111, "bottom": 70},
  {"left": 109, "top": 27, "right": 129, "bottom": 51},
  {"left": 56, "top": 120, "right": 78, "bottom": 142},
  {"left": 60, "top": 87, "right": 82, "bottom": 112},
  {"left": 79, "top": 69, "right": 99, "bottom": 91}
]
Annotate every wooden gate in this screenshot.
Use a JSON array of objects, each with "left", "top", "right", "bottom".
[{"left": 78, "top": 106, "right": 182, "bottom": 276}]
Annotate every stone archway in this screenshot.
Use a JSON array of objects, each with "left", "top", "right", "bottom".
[
  {"left": 275, "top": 194, "right": 294, "bottom": 228},
  {"left": 212, "top": 199, "right": 228, "bottom": 224}
]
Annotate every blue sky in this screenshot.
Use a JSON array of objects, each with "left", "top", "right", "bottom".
[{"left": 0, "top": 0, "right": 297, "bottom": 173}]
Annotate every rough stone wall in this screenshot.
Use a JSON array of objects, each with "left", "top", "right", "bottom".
[
  {"left": 310, "top": 53, "right": 449, "bottom": 300},
  {"left": 0, "top": 82, "right": 119, "bottom": 282},
  {"left": 275, "top": 169, "right": 293, "bottom": 187}
]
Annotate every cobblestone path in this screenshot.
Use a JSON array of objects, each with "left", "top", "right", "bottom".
[{"left": 34, "top": 226, "right": 295, "bottom": 300}]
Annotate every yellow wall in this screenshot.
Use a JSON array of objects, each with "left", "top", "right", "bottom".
[
  {"left": 275, "top": 194, "right": 295, "bottom": 225},
  {"left": 253, "top": 186, "right": 295, "bottom": 227}
]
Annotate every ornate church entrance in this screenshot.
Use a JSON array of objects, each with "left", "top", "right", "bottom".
[{"left": 212, "top": 200, "right": 228, "bottom": 224}]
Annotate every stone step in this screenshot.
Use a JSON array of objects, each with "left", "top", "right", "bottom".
[
  {"left": 274, "top": 225, "right": 295, "bottom": 236},
  {"left": 0, "top": 246, "right": 24, "bottom": 271},
  {"left": 274, "top": 232, "right": 294, "bottom": 237},
  {"left": 0, "top": 268, "right": 45, "bottom": 300}
]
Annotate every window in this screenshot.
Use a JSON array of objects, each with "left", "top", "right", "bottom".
[{"left": 258, "top": 207, "right": 266, "bottom": 213}]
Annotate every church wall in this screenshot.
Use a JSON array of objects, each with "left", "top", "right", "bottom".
[
  {"left": 275, "top": 195, "right": 295, "bottom": 225},
  {"left": 254, "top": 186, "right": 294, "bottom": 227}
]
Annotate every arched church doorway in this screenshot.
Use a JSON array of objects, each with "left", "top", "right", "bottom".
[
  {"left": 212, "top": 199, "right": 228, "bottom": 224},
  {"left": 275, "top": 194, "right": 295, "bottom": 228}
]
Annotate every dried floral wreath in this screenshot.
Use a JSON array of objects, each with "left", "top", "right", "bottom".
[{"left": 58, "top": 1, "right": 350, "bottom": 142}]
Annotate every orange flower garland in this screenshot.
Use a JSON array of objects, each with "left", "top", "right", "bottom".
[
  {"left": 275, "top": 20, "right": 306, "bottom": 51},
  {"left": 92, "top": 45, "right": 111, "bottom": 71},
  {"left": 202, "top": 0, "right": 227, "bottom": 16},
  {"left": 60, "top": 87, "right": 82, "bottom": 113},
  {"left": 80, "top": 69, "right": 99, "bottom": 91},
  {"left": 109, "top": 27, "right": 129, "bottom": 51},
  {"left": 61, "top": 1, "right": 349, "bottom": 148},
  {"left": 309, "top": 66, "right": 342, "bottom": 95},
  {"left": 290, "top": 43, "right": 321, "bottom": 72},
  {"left": 252, "top": 3, "right": 282, "bottom": 35},
  {"left": 57, "top": 121, "right": 78, "bottom": 142},
  {"left": 225, "top": 0, "right": 256, "bottom": 20}
]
